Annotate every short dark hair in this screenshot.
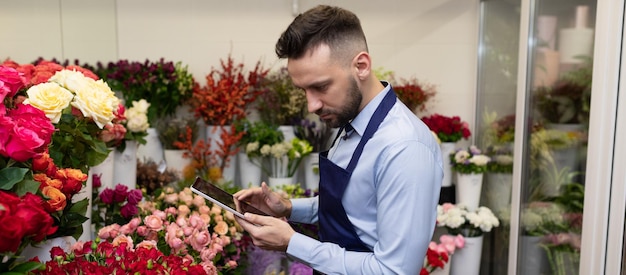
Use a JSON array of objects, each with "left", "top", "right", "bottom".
[{"left": 275, "top": 5, "right": 368, "bottom": 62}]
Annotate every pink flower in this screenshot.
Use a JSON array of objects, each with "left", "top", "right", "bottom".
[
  {"left": 164, "top": 206, "right": 178, "bottom": 216},
  {"left": 144, "top": 215, "right": 164, "bottom": 231},
  {"left": 1, "top": 104, "right": 54, "bottom": 162},
  {"left": 99, "top": 189, "right": 114, "bottom": 204},
  {"left": 153, "top": 210, "right": 167, "bottom": 220},
  {"left": 126, "top": 189, "right": 142, "bottom": 205},
  {"left": 98, "top": 224, "right": 121, "bottom": 239},
  {"left": 0, "top": 66, "right": 26, "bottom": 98},
  {"left": 192, "top": 195, "right": 206, "bottom": 208},
  {"left": 189, "top": 231, "right": 211, "bottom": 251},
  {"left": 164, "top": 193, "right": 179, "bottom": 204},
  {"left": 120, "top": 203, "right": 138, "bottom": 219},
  {"left": 135, "top": 240, "right": 158, "bottom": 250},
  {"left": 136, "top": 225, "right": 149, "bottom": 237},
  {"left": 112, "top": 235, "right": 134, "bottom": 248},
  {"left": 183, "top": 226, "right": 194, "bottom": 237},
  {"left": 189, "top": 214, "right": 206, "bottom": 230},
  {"left": 113, "top": 184, "right": 129, "bottom": 203},
  {"left": 167, "top": 236, "right": 185, "bottom": 253},
  {"left": 200, "top": 247, "right": 218, "bottom": 263},
  {"left": 198, "top": 205, "right": 211, "bottom": 215},
  {"left": 178, "top": 204, "right": 191, "bottom": 217}
]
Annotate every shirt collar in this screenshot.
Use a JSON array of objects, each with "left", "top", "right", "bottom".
[{"left": 350, "top": 81, "right": 392, "bottom": 137}]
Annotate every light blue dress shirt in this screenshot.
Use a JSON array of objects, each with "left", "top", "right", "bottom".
[{"left": 286, "top": 83, "right": 443, "bottom": 274}]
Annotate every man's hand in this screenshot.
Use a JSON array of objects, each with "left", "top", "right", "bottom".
[
  {"left": 235, "top": 213, "right": 296, "bottom": 251},
  {"left": 233, "top": 182, "right": 292, "bottom": 218}
]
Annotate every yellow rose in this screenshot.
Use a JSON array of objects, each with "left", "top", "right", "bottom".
[
  {"left": 71, "top": 79, "right": 119, "bottom": 128},
  {"left": 23, "top": 82, "right": 73, "bottom": 123},
  {"left": 41, "top": 186, "right": 67, "bottom": 212}
]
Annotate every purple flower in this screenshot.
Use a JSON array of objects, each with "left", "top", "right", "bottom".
[
  {"left": 289, "top": 262, "right": 313, "bottom": 275},
  {"left": 99, "top": 188, "right": 114, "bottom": 204},
  {"left": 120, "top": 203, "right": 138, "bottom": 219},
  {"left": 126, "top": 189, "right": 143, "bottom": 205},
  {"left": 113, "top": 184, "right": 129, "bottom": 203}
]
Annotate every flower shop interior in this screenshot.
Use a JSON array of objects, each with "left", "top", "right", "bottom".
[{"left": 1, "top": 0, "right": 625, "bottom": 274}]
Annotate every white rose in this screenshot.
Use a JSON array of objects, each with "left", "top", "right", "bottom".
[
  {"left": 454, "top": 150, "right": 470, "bottom": 163},
  {"left": 71, "top": 79, "right": 118, "bottom": 128},
  {"left": 23, "top": 82, "right": 73, "bottom": 123},
  {"left": 125, "top": 108, "right": 149, "bottom": 132},
  {"left": 131, "top": 99, "right": 151, "bottom": 113},
  {"left": 469, "top": 155, "right": 491, "bottom": 166}
]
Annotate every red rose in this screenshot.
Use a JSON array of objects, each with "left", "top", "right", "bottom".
[
  {"left": 0, "top": 66, "right": 26, "bottom": 98},
  {"left": 120, "top": 203, "right": 138, "bottom": 219},
  {"left": 32, "top": 151, "right": 58, "bottom": 176},
  {"left": 15, "top": 193, "right": 57, "bottom": 242},
  {"left": 56, "top": 168, "right": 87, "bottom": 196},
  {"left": 0, "top": 216, "right": 25, "bottom": 253},
  {"left": 113, "top": 184, "right": 129, "bottom": 203}
]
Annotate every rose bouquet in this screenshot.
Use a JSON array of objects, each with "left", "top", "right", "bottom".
[
  {"left": 450, "top": 145, "right": 491, "bottom": 174},
  {"left": 99, "top": 99, "right": 150, "bottom": 152},
  {"left": 421, "top": 114, "right": 471, "bottom": 143},
  {"left": 436, "top": 203, "right": 500, "bottom": 237},
  {"left": 35, "top": 238, "right": 206, "bottom": 274}
]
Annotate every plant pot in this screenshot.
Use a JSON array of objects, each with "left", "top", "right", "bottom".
[
  {"left": 455, "top": 173, "right": 483, "bottom": 211},
  {"left": 483, "top": 172, "right": 512, "bottom": 216},
  {"left": 90, "top": 148, "right": 115, "bottom": 190},
  {"left": 520, "top": 235, "right": 551, "bottom": 275},
  {"left": 303, "top": 152, "right": 320, "bottom": 191}
]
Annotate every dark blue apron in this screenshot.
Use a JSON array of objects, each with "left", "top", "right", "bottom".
[{"left": 317, "top": 88, "right": 397, "bottom": 253}]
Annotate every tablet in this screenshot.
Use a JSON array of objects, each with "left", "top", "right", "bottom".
[{"left": 190, "top": 177, "right": 269, "bottom": 219}]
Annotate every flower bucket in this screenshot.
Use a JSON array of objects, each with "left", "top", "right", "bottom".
[
  {"left": 279, "top": 125, "right": 296, "bottom": 142},
  {"left": 520, "top": 235, "right": 551, "bottom": 275},
  {"left": 113, "top": 140, "right": 138, "bottom": 190},
  {"left": 440, "top": 142, "right": 456, "bottom": 187},
  {"left": 450, "top": 235, "right": 483, "bottom": 275},
  {"left": 21, "top": 236, "right": 75, "bottom": 263},
  {"left": 455, "top": 173, "right": 483, "bottom": 211},
  {"left": 164, "top": 149, "right": 192, "bottom": 179},
  {"left": 239, "top": 152, "right": 263, "bottom": 188},
  {"left": 90, "top": 149, "right": 115, "bottom": 190},
  {"left": 136, "top": 127, "right": 164, "bottom": 163}
]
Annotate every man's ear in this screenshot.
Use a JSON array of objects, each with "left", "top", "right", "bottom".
[{"left": 353, "top": 51, "right": 371, "bottom": 80}]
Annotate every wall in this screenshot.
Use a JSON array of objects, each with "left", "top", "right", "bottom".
[{"left": 0, "top": 0, "right": 479, "bottom": 136}]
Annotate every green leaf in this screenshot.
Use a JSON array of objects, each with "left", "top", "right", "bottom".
[
  {"left": 0, "top": 167, "right": 29, "bottom": 190},
  {"left": 13, "top": 179, "right": 40, "bottom": 197},
  {"left": 8, "top": 260, "right": 44, "bottom": 273},
  {"left": 69, "top": 198, "right": 90, "bottom": 215}
]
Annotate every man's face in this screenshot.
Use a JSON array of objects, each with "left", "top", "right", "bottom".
[{"left": 287, "top": 44, "right": 362, "bottom": 128}]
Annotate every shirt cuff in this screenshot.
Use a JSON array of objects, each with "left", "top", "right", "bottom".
[
  {"left": 289, "top": 197, "right": 317, "bottom": 224},
  {"left": 286, "top": 232, "right": 318, "bottom": 263}
]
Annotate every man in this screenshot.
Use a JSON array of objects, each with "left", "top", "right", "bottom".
[{"left": 234, "top": 5, "right": 442, "bottom": 274}]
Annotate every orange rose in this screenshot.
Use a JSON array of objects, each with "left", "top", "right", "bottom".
[
  {"left": 41, "top": 186, "right": 67, "bottom": 212},
  {"left": 56, "top": 168, "right": 87, "bottom": 195},
  {"left": 33, "top": 173, "right": 63, "bottom": 190}
]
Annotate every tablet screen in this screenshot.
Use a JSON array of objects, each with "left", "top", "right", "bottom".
[{"left": 190, "top": 177, "right": 269, "bottom": 218}]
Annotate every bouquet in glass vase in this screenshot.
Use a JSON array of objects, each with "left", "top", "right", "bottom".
[
  {"left": 421, "top": 113, "right": 471, "bottom": 143},
  {"left": 264, "top": 138, "right": 313, "bottom": 179},
  {"left": 436, "top": 203, "right": 500, "bottom": 237}
]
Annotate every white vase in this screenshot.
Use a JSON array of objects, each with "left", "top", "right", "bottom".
[
  {"left": 238, "top": 152, "right": 262, "bottom": 188},
  {"left": 450, "top": 235, "right": 483, "bottom": 275},
  {"left": 90, "top": 149, "right": 115, "bottom": 190},
  {"left": 279, "top": 125, "right": 295, "bottom": 142},
  {"left": 20, "top": 236, "right": 75, "bottom": 263},
  {"left": 303, "top": 152, "right": 320, "bottom": 191},
  {"left": 455, "top": 173, "right": 483, "bottom": 211},
  {"left": 164, "top": 149, "right": 192, "bottom": 179},
  {"left": 520, "top": 235, "right": 550, "bottom": 275},
  {"left": 483, "top": 172, "right": 512, "bottom": 216},
  {"left": 268, "top": 176, "right": 294, "bottom": 189},
  {"left": 71, "top": 169, "right": 93, "bottom": 242},
  {"left": 206, "top": 125, "right": 236, "bottom": 182},
  {"left": 136, "top": 128, "right": 164, "bottom": 164},
  {"left": 113, "top": 140, "right": 138, "bottom": 190},
  {"left": 440, "top": 142, "right": 456, "bottom": 187}
]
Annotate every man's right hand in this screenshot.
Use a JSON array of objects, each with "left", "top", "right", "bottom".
[{"left": 233, "top": 182, "right": 292, "bottom": 218}]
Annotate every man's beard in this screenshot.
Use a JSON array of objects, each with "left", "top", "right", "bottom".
[{"left": 318, "top": 77, "right": 362, "bottom": 128}]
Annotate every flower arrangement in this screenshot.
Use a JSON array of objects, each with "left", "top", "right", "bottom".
[
  {"left": 421, "top": 234, "right": 465, "bottom": 275},
  {"left": 520, "top": 201, "right": 567, "bottom": 236},
  {"left": 421, "top": 114, "right": 471, "bottom": 143},
  {"left": 192, "top": 55, "right": 269, "bottom": 126},
  {"left": 99, "top": 99, "right": 150, "bottom": 152},
  {"left": 394, "top": 77, "right": 437, "bottom": 113},
  {"left": 261, "top": 138, "right": 313, "bottom": 178},
  {"left": 450, "top": 145, "right": 491, "bottom": 174},
  {"left": 95, "top": 59, "right": 195, "bottom": 124},
  {"left": 294, "top": 115, "right": 333, "bottom": 153},
  {"left": 485, "top": 145, "right": 514, "bottom": 174},
  {"left": 91, "top": 183, "right": 142, "bottom": 233},
  {"left": 234, "top": 118, "right": 284, "bottom": 171},
  {"left": 155, "top": 115, "right": 199, "bottom": 150},
  {"left": 436, "top": 203, "right": 500, "bottom": 237},
  {"left": 35, "top": 238, "right": 206, "bottom": 274},
  {"left": 94, "top": 186, "right": 250, "bottom": 273},
  {"left": 256, "top": 67, "right": 307, "bottom": 126}
]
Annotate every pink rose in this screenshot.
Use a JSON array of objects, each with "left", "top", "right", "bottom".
[
  {"left": 153, "top": 210, "right": 167, "bottom": 220},
  {"left": 136, "top": 225, "right": 149, "bottom": 237},
  {"left": 99, "top": 188, "right": 114, "bottom": 204},
  {"left": 178, "top": 205, "right": 191, "bottom": 217},
  {"left": 198, "top": 205, "right": 211, "bottom": 215},
  {"left": 167, "top": 236, "right": 185, "bottom": 253},
  {"left": 189, "top": 230, "right": 211, "bottom": 251},
  {"left": 2, "top": 104, "right": 54, "bottom": 161},
  {"left": 144, "top": 215, "right": 164, "bottom": 231},
  {"left": 0, "top": 66, "right": 26, "bottom": 98},
  {"left": 200, "top": 247, "right": 218, "bottom": 263},
  {"left": 183, "top": 226, "right": 194, "bottom": 237},
  {"left": 164, "top": 193, "right": 179, "bottom": 204},
  {"left": 135, "top": 240, "right": 157, "bottom": 250},
  {"left": 113, "top": 184, "right": 129, "bottom": 203},
  {"left": 189, "top": 214, "right": 205, "bottom": 230},
  {"left": 126, "top": 189, "right": 142, "bottom": 205}
]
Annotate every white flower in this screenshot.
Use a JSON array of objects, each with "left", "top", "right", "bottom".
[
  {"left": 260, "top": 144, "right": 271, "bottom": 156},
  {"left": 469, "top": 155, "right": 491, "bottom": 166},
  {"left": 454, "top": 150, "right": 470, "bottom": 163},
  {"left": 492, "top": 154, "right": 513, "bottom": 165},
  {"left": 246, "top": 142, "right": 259, "bottom": 154},
  {"left": 132, "top": 99, "right": 151, "bottom": 113},
  {"left": 23, "top": 82, "right": 73, "bottom": 123}
]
